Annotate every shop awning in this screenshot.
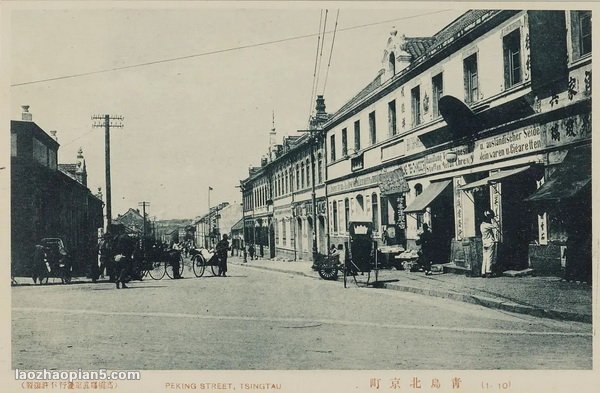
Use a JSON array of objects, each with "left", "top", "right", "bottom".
[
  {"left": 526, "top": 145, "right": 591, "bottom": 204},
  {"left": 459, "top": 165, "right": 532, "bottom": 190},
  {"left": 404, "top": 180, "right": 452, "bottom": 213}
]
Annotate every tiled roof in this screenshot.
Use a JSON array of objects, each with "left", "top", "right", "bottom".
[
  {"left": 58, "top": 163, "right": 78, "bottom": 174},
  {"left": 404, "top": 37, "right": 436, "bottom": 59},
  {"left": 326, "top": 10, "right": 503, "bottom": 125},
  {"left": 432, "top": 10, "right": 496, "bottom": 46}
]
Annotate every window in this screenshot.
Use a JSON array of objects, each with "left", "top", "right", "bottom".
[
  {"left": 317, "top": 153, "right": 323, "bottom": 184},
  {"left": 296, "top": 164, "right": 300, "bottom": 190},
  {"left": 341, "top": 128, "right": 348, "bottom": 156},
  {"left": 306, "top": 159, "right": 311, "bottom": 188},
  {"left": 571, "top": 11, "right": 592, "bottom": 60},
  {"left": 432, "top": 73, "right": 443, "bottom": 117},
  {"left": 464, "top": 54, "right": 479, "bottom": 104},
  {"left": 503, "top": 29, "right": 522, "bottom": 88},
  {"left": 411, "top": 86, "right": 421, "bottom": 127},
  {"left": 389, "top": 52, "right": 396, "bottom": 76},
  {"left": 332, "top": 201, "right": 338, "bottom": 232},
  {"left": 344, "top": 198, "right": 350, "bottom": 231},
  {"left": 301, "top": 163, "right": 305, "bottom": 189},
  {"left": 381, "top": 195, "right": 389, "bottom": 226},
  {"left": 356, "top": 194, "right": 365, "bottom": 215},
  {"left": 388, "top": 100, "right": 397, "bottom": 136},
  {"left": 282, "top": 220, "right": 287, "bottom": 245},
  {"left": 33, "top": 138, "right": 48, "bottom": 167},
  {"left": 354, "top": 120, "right": 361, "bottom": 152},
  {"left": 369, "top": 111, "right": 377, "bottom": 145},
  {"left": 372, "top": 193, "right": 379, "bottom": 230},
  {"left": 330, "top": 135, "right": 336, "bottom": 161}
]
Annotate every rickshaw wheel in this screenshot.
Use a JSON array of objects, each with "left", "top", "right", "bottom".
[
  {"left": 166, "top": 255, "right": 184, "bottom": 279},
  {"left": 148, "top": 261, "right": 166, "bottom": 280},
  {"left": 318, "top": 266, "right": 339, "bottom": 280},
  {"left": 210, "top": 261, "right": 220, "bottom": 276},
  {"left": 192, "top": 255, "right": 206, "bottom": 277}
]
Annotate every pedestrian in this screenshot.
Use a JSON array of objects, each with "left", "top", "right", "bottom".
[
  {"left": 328, "top": 244, "right": 340, "bottom": 264},
  {"left": 480, "top": 210, "right": 499, "bottom": 278},
  {"left": 259, "top": 243, "right": 264, "bottom": 258},
  {"left": 416, "top": 223, "right": 434, "bottom": 275},
  {"left": 248, "top": 244, "right": 256, "bottom": 260},
  {"left": 112, "top": 233, "right": 136, "bottom": 289},
  {"left": 32, "top": 244, "right": 46, "bottom": 284},
  {"left": 216, "top": 234, "right": 230, "bottom": 277}
]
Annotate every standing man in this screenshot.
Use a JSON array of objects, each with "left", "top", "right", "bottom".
[
  {"left": 416, "top": 223, "right": 434, "bottom": 275},
  {"left": 216, "top": 234, "right": 230, "bottom": 277},
  {"left": 480, "top": 210, "right": 499, "bottom": 278}
]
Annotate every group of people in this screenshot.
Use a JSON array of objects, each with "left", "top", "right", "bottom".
[{"left": 415, "top": 209, "right": 500, "bottom": 278}]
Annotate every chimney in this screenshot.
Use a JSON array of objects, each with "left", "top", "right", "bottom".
[
  {"left": 21, "top": 105, "right": 32, "bottom": 121},
  {"left": 49, "top": 130, "right": 58, "bottom": 141},
  {"left": 316, "top": 95, "right": 326, "bottom": 116}
]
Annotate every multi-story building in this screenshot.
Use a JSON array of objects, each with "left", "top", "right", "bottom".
[
  {"left": 11, "top": 107, "right": 104, "bottom": 277},
  {"left": 323, "top": 10, "right": 591, "bottom": 278},
  {"left": 241, "top": 97, "right": 329, "bottom": 261}
]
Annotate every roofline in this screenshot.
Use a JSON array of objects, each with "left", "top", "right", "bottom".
[{"left": 323, "top": 10, "right": 512, "bottom": 130}]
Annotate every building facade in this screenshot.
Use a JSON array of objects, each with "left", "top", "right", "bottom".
[
  {"left": 11, "top": 109, "right": 104, "bottom": 277},
  {"left": 323, "top": 10, "right": 591, "bottom": 278},
  {"left": 238, "top": 10, "right": 591, "bottom": 281}
]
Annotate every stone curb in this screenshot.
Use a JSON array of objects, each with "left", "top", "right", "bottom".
[{"left": 232, "top": 261, "right": 592, "bottom": 324}]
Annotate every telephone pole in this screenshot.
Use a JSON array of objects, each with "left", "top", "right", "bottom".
[
  {"left": 92, "top": 114, "right": 124, "bottom": 229},
  {"left": 138, "top": 201, "right": 150, "bottom": 253}
]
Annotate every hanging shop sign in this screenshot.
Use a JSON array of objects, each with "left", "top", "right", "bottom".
[
  {"left": 453, "top": 177, "right": 465, "bottom": 241},
  {"left": 474, "top": 125, "right": 543, "bottom": 164},
  {"left": 536, "top": 177, "right": 548, "bottom": 245},
  {"left": 489, "top": 180, "right": 503, "bottom": 243}
]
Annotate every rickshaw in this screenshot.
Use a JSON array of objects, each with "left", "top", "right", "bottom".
[
  {"left": 314, "top": 221, "right": 381, "bottom": 288},
  {"left": 188, "top": 247, "right": 221, "bottom": 277},
  {"left": 36, "top": 238, "right": 72, "bottom": 284}
]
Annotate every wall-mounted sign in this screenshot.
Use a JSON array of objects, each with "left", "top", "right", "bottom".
[{"left": 474, "top": 125, "right": 543, "bottom": 164}]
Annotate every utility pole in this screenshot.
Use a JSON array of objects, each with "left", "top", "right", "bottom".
[
  {"left": 236, "top": 184, "right": 247, "bottom": 263},
  {"left": 92, "top": 114, "right": 124, "bottom": 228},
  {"left": 207, "top": 186, "right": 213, "bottom": 247},
  {"left": 138, "top": 201, "right": 150, "bottom": 253}
]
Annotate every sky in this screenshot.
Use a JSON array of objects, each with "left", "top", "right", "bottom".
[{"left": 6, "top": 3, "right": 465, "bottom": 220}]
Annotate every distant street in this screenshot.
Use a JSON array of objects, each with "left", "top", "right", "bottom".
[{"left": 12, "top": 257, "right": 592, "bottom": 370}]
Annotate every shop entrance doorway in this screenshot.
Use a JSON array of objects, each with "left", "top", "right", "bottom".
[
  {"left": 498, "top": 172, "right": 539, "bottom": 270},
  {"left": 429, "top": 185, "right": 455, "bottom": 264}
]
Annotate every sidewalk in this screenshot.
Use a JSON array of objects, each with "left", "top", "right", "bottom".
[{"left": 229, "top": 255, "right": 593, "bottom": 324}]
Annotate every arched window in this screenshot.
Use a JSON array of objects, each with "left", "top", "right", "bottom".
[
  {"left": 389, "top": 52, "right": 396, "bottom": 76},
  {"left": 344, "top": 198, "right": 350, "bottom": 231},
  {"left": 332, "top": 201, "right": 338, "bottom": 232},
  {"left": 372, "top": 193, "right": 379, "bottom": 230}
]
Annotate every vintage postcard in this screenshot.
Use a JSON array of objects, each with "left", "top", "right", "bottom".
[{"left": 1, "top": 1, "right": 597, "bottom": 392}]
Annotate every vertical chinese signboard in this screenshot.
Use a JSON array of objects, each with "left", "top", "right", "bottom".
[
  {"left": 489, "top": 181, "right": 503, "bottom": 243},
  {"left": 393, "top": 194, "right": 407, "bottom": 246},
  {"left": 453, "top": 177, "right": 464, "bottom": 241},
  {"left": 536, "top": 177, "right": 548, "bottom": 245}
]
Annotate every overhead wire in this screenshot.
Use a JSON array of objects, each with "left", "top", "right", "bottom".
[
  {"left": 307, "top": 10, "right": 324, "bottom": 123},
  {"left": 322, "top": 9, "right": 340, "bottom": 96},
  {"left": 11, "top": 9, "right": 454, "bottom": 88}
]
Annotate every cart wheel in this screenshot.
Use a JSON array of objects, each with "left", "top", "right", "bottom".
[
  {"left": 166, "top": 255, "right": 184, "bottom": 279},
  {"left": 318, "top": 267, "right": 339, "bottom": 280},
  {"left": 210, "top": 261, "right": 220, "bottom": 276},
  {"left": 192, "top": 255, "right": 206, "bottom": 277},
  {"left": 148, "top": 261, "right": 166, "bottom": 280}
]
